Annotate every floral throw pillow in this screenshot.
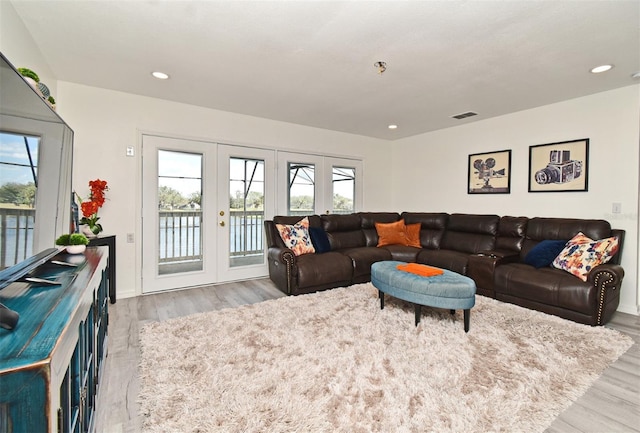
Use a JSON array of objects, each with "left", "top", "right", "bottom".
[
  {"left": 276, "top": 217, "right": 316, "bottom": 256},
  {"left": 551, "top": 232, "right": 619, "bottom": 281}
]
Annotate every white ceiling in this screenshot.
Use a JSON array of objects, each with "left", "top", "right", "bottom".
[{"left": 10, "top": 0, "right": 640, "bottom": 140}]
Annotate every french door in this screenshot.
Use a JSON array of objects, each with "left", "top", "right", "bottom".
[
  {"left": 216, "top": 144, "right": 275, "bottom": 282},
  {"left": 141, "top": 135, "right": 274, "bottom": 293}
]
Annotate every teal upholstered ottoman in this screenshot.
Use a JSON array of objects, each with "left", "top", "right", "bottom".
[{"left": 371, "top": 261, "right": 476, "bottom": 332}]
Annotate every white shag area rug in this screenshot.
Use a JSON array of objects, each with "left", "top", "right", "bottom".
[{"left": 138, "top": 283, "right": 632, "bottom": 433}]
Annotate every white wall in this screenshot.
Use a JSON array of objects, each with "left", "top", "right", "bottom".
[
  {"left": 55, "top": 82, "right": 392, "bottom": 298},
  {"left": 391, "top": 85, "right": 640, "bottom": 315},
  {"left": 0, "top": 1, "right": 58, "bottom": 98}
]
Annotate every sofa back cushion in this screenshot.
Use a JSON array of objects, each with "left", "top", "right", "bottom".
[
  {"left": 322, "top": 214, "right": 365, "bottom": 250},
  {"left": 401, "top": 212, "right": 449, "bottom": 250},
  {"left": 495, "top": 216, "right": 528, "bottom": 253},
  {"left": 359, "top": 212, "right": 401, "bottom": 246},
  {"left": 521, "top": 217, "right": 613, "bottom": 261},
  {"left": 441, "top": 213, "right": 499, "bottom": 254},
  {"left": 274, "top": 215, "right": 322, "bottom": 227}
]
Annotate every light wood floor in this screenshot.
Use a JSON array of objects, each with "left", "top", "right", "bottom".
[{"left": 94, "top": 279, "right": 640, "bottom": 433}]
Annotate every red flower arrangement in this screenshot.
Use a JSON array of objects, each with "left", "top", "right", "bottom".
[{"left": 77, "top": 179, "right": 109, "bottom": 235}]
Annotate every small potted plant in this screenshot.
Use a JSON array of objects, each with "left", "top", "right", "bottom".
[
  {"left": 17, "top": 67, "right": 40, "bottom": 90},
  {"left": 48, "top": 95, "right": 56, "bottom": 110},
  {"left": 56, "top": 233, "right": 89, "bottom": 254}
]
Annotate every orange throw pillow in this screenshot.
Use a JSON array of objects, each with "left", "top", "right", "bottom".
[
  {"left": 405, "top": 222, "right": 421, "bottom": 248},
  {"left": 375, "top": 220, "right": 406, "bottom": 247},
  {"left": 397, "top": 263, "right": 444, "bottom": 277}
]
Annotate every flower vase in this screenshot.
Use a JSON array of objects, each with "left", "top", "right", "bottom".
[{"left": 81, "top": 224, "right": 98, "bottom": 239}]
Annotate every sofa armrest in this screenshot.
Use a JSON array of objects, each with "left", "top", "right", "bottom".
[
  {"left": 268, "top": 246, "right": 295, "bottom": 263},
  {"left": 267, "top": 247, "right": 297, "bottom": 295},
  {"left": 587, "top": 263, "right": 624, "bottom": 285},
  {"left": 587, "top": 263, "right": 625, "bottom": 325}
]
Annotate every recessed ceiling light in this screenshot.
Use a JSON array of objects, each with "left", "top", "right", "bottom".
[
  {"left": 151, "top": 71, "right": 170, "bottom": 80},
  {"left": 590, "top": 64, "right": 613, "bottom": 74},
  {"left": 388, "top": 124, "right": 398, "bottom": 130}
]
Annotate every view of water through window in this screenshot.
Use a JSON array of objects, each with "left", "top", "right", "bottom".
[{"left": 0, "top": 132, "right": 39, "bottom": 269}]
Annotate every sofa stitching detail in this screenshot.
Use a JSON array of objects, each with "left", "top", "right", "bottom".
[
  {"left": 595, "top": 271, "right": 614, "bottom": 325},
  {"left": 283, "top": 251, "right": 294, "bottom": 295}
]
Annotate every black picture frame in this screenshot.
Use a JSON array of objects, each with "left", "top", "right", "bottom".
[
  {"left": 528, "top": 138, "right": 589, "bottom": 192},
  {"left": 468, "top": 149, "right": 511, "bottom": 194}
]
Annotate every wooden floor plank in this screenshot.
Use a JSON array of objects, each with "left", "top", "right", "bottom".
[{"left": 94, "top": 278, "right": 640, "bottom": 433}]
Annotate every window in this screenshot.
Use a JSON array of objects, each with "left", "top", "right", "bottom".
[
  {"left": 288, "top": 162, "right": 315, "bottom": 215},
  {"left": 229, "top": 157, "right": 265, "bottom": 267},
  {"left": 157, "top": 150, "right": 203, "bottom": 275},
  {"left": 332, "top": 166, "right": 355, "bottom": 214}
]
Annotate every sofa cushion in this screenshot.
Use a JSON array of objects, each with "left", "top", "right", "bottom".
[
  {"left": 274, "top": 214, "right": 321, "bottom": 227},
  {"left": 440, "top": 214, "right": 499, "bottom": 254},
  {"left": 322, "top": 214, "right": 365, "bottom": 250},
  {"left": 551, "top": 232, "right": 619, "bottom": 281},
  {"left": 275, "top": 217, "right": 315, "bottom": 256},
  {"left": 375, "top": 220, "right": 407, "bottom": 247},
  {"left": 375, "top": 220, "right": 422, "bottom": 248},
  {"left": 383, "top": 245, "right": 421, "bottom": 263},
  {"left": 524, "top": 239, "right": 567, "bottom": 268},
  {"left": 401, "top": 212, "right": 448, "bottom": 249},
  {"left": 520, "top": 217, "right": 612, "bottom": 260},
  {"left": 359, "top": 212, "right": 401, "bottom": 246},
  {"left": 339, "top": 246, "right": 392, "bottom": 281},
  {"left": 416, "top": 249, "right": 469, "bottom": 275},
  {"left": 405, "top": 223, "right": 421, "bottom": 248},
  {"left": 494, "top": 263, "right": 595, "bottom": 315},
  {"left": 495, "top": 216, "right": 528, "bottom": 252},
  {"left": 309, "top": 227, "right": 331, "bottom": 253},
  {"left": 295, "top": 252, "right": 354, "bottom": 289}
]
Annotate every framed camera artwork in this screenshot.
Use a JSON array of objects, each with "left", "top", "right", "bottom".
[
  {"left": 528, "top": 138, "right": 589, "bottom": 192},
  {"left": 467, "top": 149, "right": 511, "bottom": 194}
]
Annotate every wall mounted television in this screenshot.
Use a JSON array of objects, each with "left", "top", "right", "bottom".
[{"left": 0, "top": 51, "right": 74, "bottom": 290}]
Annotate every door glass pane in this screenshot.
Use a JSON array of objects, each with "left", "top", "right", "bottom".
[
  {"left": 229, "top": 158, "right": 264, "bottom": 267},
  {"left": 0, "top": 132, "right": 39, "bottom": 269},
  {"left": 288, "top": 163, "right": 314, "bottom": 216},
  {"left": 157, "top": 150, "right": 202, "bottom": 275},
  {"left": 332, "top": 166, "right": 355, "bottom": 214}
]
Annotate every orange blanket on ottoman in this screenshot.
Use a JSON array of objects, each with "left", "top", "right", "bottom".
[{"left": 396, "top": 263, "right": 444, "bottom": 277}]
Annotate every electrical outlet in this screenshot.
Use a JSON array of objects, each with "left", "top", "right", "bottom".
[
  {"left": 126, "top": 233, "right": 134, "bottom": 243},
  {"left": 612, "top": 202, "right": 622, "bottom": 214}
]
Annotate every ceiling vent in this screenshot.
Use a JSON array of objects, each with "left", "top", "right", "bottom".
[{"left": 451, "top": 111, "right": 478, "bottom": 120}]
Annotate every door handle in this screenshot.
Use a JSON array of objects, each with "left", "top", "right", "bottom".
[{"left": 219, "top": 221, "right": 225, "bottom": 227}]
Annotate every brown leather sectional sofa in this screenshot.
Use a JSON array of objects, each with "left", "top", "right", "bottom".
[{"left": 264, "top": 212, "right": 625, "bottom": 326}]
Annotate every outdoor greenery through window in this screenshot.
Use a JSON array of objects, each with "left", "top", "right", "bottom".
[
  {"left": 0, "top": 132, "right": 39, "bottom": 269},
  {"left": 288, "top": 163, "right": 315, "bottom": 215},
  {"left": 332, "top": 166, "right": 355, "bottom": 214}
]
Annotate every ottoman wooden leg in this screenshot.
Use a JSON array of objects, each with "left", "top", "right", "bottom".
[
  {"left": 464, "top": 309, "right": 470, "bottom": 333},
  {"left": 414, "top": 304, "right": 421, "bottom": 326},
  {"left": 379, "top": 290, "right": 385, "bottom": 310}
]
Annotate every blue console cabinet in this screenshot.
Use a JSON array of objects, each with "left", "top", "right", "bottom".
[{"left": 0, "top": 247, "right": 109, "bottom": 433}]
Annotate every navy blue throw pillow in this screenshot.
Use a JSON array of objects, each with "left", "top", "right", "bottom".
[
  {"left": 309, "top": 227, "right": 331, "bottom": 253},
  {"left": 524, "top": 239, "right": 568, "bottom": 268}
]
